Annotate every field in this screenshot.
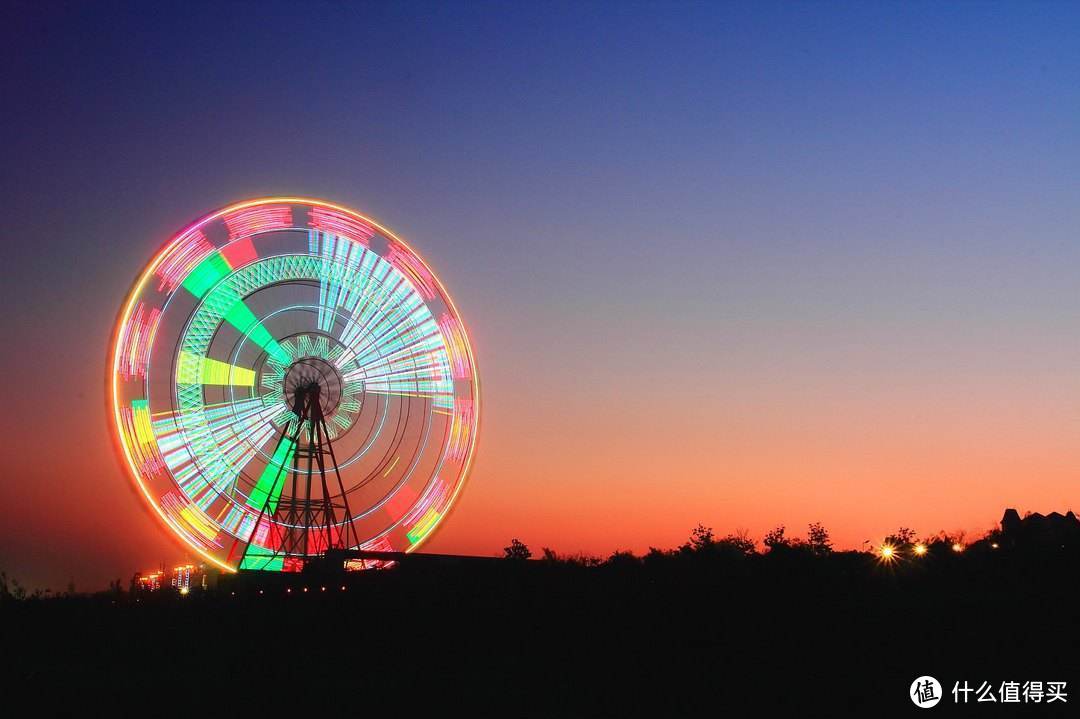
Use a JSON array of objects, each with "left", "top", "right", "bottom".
[{"left": 3, "top": 546, "right": 1076, "bottom": 715}]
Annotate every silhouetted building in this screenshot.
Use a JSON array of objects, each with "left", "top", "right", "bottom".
[
  {"left": 1001, "top": 508, "right": 1022, "bottom": 536},
  {"left": 1000, "top": 508, "right": 1080, "bottom": 550}
]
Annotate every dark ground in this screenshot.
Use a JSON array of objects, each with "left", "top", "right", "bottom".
[{"left": 1, "top": 545, "right": 1076, "bottom": 716}]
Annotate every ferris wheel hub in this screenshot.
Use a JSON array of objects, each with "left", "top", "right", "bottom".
[{"left": 282, "top": 356, "right": 347, "bottom": 417}]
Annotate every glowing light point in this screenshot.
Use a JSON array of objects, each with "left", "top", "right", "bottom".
[{"left": 913, "top": 543, "right": 927, "bottom": 556}]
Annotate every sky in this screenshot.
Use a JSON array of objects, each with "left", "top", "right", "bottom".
[{"left": 2, "top": 1, "right": 1079, "bottom": 590}]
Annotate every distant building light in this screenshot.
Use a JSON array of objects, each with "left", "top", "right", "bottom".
[
  {"left": 179, "top": 586, "right": 190, "bottom": 596},
  {"left": 952, "top": 543, "right": 964, "bottom": 553},
  {"left": 990, "top": 542, "right": 999, "bottom": 549},
  {"left": 879, "top": 544, "right": 897, "bottom": 562},
  {"left": 136, "top": 572, "right": 163, "bottom": 592},
  {"left": 913, "top": 543, "right": 927, "bottom": 556}
]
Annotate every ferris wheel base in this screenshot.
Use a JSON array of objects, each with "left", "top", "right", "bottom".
[{"left": 226, "top": 548, "right": 506, "bottom": 586}]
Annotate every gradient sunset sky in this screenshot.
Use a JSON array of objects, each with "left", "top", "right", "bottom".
[{"left": 3, "top": 1, "right": 1079, "bottom": 589}]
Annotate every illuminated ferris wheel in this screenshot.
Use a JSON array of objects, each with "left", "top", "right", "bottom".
[{"left": 109, "top": 198, "right": 479, "bottom": 572}]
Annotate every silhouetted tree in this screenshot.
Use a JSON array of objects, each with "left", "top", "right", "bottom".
[
  {"left": 606, "top": 550, "right": 640, "bottom": 568},
  {"left": 982, "top": 528, "right": 1003, "bottom": 547},
  {"left": 642, "top": 546, "right": 672, "bottom": 568},
  {"left": 881, "top": 527, "right": 918, "bottom": 555},
  {"left": 807, "top": 522, "right": 832, "bottom": 556},
  {"left": 884, "top": 527, "right": 916, "bottom": 545},
  {"left": 540, "top": 547, "right": 559, "bottom": 563},
  {"left": 680, "top": 524, "right": 755, "bottom": 559},
  {"left": 721, "top": 529, "right": 756, "bottom": 556},
  {"left": 557, "top": 552, "right": 602, "bottom": 567},
  {"left": 688, "top": 524, "right": 715, "bottom": 551},
  {"left": 503, "top": 538, "right": 532, "bottom": 561},
  {"left": 763, "top": 525, "right": 790, "bottom": 551}
]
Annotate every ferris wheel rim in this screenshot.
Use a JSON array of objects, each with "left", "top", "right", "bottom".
[{"left": 108, "top": 197, "right": 481, "bottom": 573}]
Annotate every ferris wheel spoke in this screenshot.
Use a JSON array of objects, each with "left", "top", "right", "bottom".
[
  {"left": 176, "top": 351, "right": 256, "bottom": 386},
  {"left": 223, "top": 300, "right": 290, "bottom": 365},
  {"left": 310, "top": 231, "right": 371, "bottom": 333},
  {"left": 246, "top": 434, "right": 297, "bottom": 513},
  {"left": 330, "top": 250, "right": 423, "bottom": 353},
  {"left": 153, "top": 399, "right": 283, "bottom": 511},
  {"left": 341, "top": 320, "right": 454, "bottom": 406},
  {"left": 336, "top": 291, "right": 439, "bottom": 368},
  {"left": 349, "top": 324, "right": 441, "bottom": 374},
  {"left": 349, "top": 360, "right": 452, "bottom": 406},
  {"left": 182, "top": 250, "right": 290, "bottom": 365},
  {"left": 338, "top": 281, "right": 424, "bottom": 356}
]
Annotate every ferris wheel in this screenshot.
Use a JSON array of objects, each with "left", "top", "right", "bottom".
[{"left": 109, "top": 198, "right": 479, "bottom": 572}]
